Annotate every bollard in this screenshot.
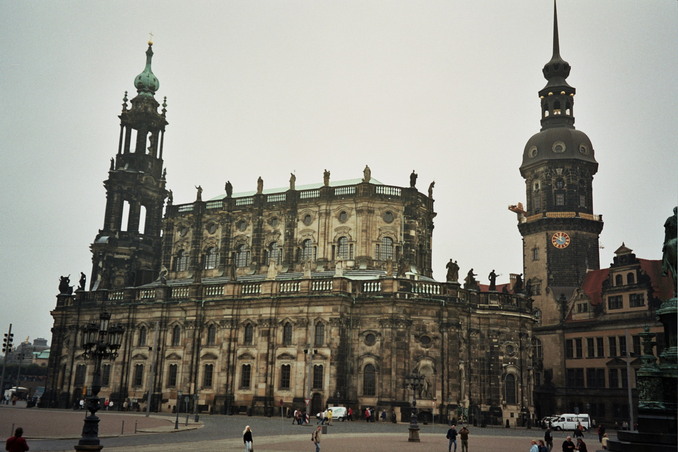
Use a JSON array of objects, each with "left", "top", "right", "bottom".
[
  {"left": 10, "top": 423, "right": 15, "bottom": 437},
  {"left": 121, "top": 420, "right": 125, "bottom": 435},
  {"left": 135, "top": 420, "right": 138, "bottom": 434}
]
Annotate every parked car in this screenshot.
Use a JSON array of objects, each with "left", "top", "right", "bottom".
[
  {"left": 551, "top": 413, "right": 591, "bottom": 431},
  {"left": 323, "top": 406, "right": 347, "bottom": 421},
  {"left": 540, "top": 415, "right": 559, "bottom": 428}
]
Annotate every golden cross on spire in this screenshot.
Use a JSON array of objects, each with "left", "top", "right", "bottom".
[{"left": 148, "top": 32, "right": 154, "bottom": 45}]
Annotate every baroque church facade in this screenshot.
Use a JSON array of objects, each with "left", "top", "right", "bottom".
[{"left": 45, "top": 41, "right": 537, "bottom": 425}]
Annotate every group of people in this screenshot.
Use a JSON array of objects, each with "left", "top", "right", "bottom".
[
  {"left": 538, "top": 423, "right": 610, "bottom": 452},
  {"left": 446, "top": 423, "right": 470, "bottom": 452}
]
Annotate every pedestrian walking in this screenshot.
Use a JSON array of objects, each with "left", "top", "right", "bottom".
[
  {"left": 311, "top": 425, "right": 322, "bottom": 452},
  {"left": 459, "top": 425, "right": 470, "bottom": 452},
  {"left": 597, "top": 424, "right": 605, "bottom": 443},
  {"left": 538, "top": 439, "right": 548, "bottom": 452},
  {"left": 575, "top": 438, "right": 588, "bottom": 452},
  {"left": 601, "top": 433, "right": 609, "bottom": 450},
  {"left": 561, "top": 435, "right": 575, "bottom": 451},
  {"left": 544, "top": 426, "right": 553, "bottom": 452},
  {"left": 327, "top": 408, "right": 333, "bottom": 425},
  {"left": 446, "top": 423, "right": 458, "bottom": 452},
  {"left": 242, "top": 425, "right": 253, "bottom": 452},
  {"left": 5, "top": 427, "right": 29, "bottom": 452},
  {"left": 529, "top": 439, "right": 539, "bottom": 452}
]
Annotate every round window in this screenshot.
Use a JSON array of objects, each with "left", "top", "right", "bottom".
[
  {"left": 419, "top": 335, "right": 432, "bottom": 347},
  {"left": 339, "top": 211, "right": 348, "bottom": 223},
  {"left": 303, "top": 214, "right": 313, "bottom": 226},
  {"left": 364, "top": 333, "right": 376, "bottom": 346},
  {"left": 506, "top": 344, "right": 516, "bottom": 356},
  {"left": 236, "top": 220, "right": 247, "bottom": 231},
  {"left": 552, "top": 141, "right": 566, "bottom": 153},
  {"left": 528, "top": 146, "right": 538, "bottom": 158},
  {"left": 383, "top": 211, "right": 394, "bottom": 223},
  {"left": 579, "top": 144, "right": 589, "bottom": 155}
]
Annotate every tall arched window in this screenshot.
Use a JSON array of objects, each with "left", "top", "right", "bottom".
[
  {"left": 505, "top": 374, "right": 517, "bottom": 405},
  {"left": 244, "top": 324, "right": 254, "bottom": 345},
  {"left": 206, "top": 325, "right": 216, "bottom": 346},
  {"left": 171, "top": 325, "right": 181, "bottom": 346},
  {"left": 627, "top": 272, "right": 635, "bottom": 285},
  {"left": 167, "top": 363, "right": 178, "bottom": 387},
  {"left": 203, "top": 364, "right": 214, "bottom": 388},
  {"left": 235, "top": 244, "right": 250, "bottom": 268},
  {"left": 174, "top": 249, "right": 189, "bottom": 272},
  {"left": 615, "top": 274, "right": 623, "bottom": 286},
  {"left": 314, "top": 323, "right": 324, "bottom": 347},
  {"left": 336, "top": 236, "right": 352, "bottom": 259},
  {"left": 300, "top": 239, "right": 315, "bottom": 262},
  {"left": 280, "top": 364, "right": 291, "bottom": 389},
  {"left": 241, "top": 364, "right": 251, "bottom": 388},
  {"left": 312, "top": 364, "right": 323, "bottom": 389},
  {"left": 378, "top": 237, "right": 394, "bottom": 260},
  {"left": 138, "top": 326, "right": 147, "bottom": 346},
  {"left": 267, "top": 242, "right": 282, "bottom": 265},
  {"left": 204, "top": 247, "right": 218, "bottom": 270},
  {"left": 282, "top": 322, "right": 293, "bottom": 346},
  {"left": 363, "top": 364, "right": 376, "bottom": 396}
]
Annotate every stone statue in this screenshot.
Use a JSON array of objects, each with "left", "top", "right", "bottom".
[
  {"left": 445, "top": 259, "right": 459, "bottom": 282},
  {"left": 58, "top": 275, "right": 73, "bottom": 295},
  {"left": 157, "top": 266, "right": 168, "bottom": 284},
  {"left": 110, "top": 158, "right": 114, "bottom": 171},
  {"left": 662, "top": 207, "right": 677, "bottom": 292},
  {"left": 488, "top": 269, "right": 497, "bottom": 291},
  {"left": 464, "top": 268, "right": 477, "bottom": 289},
  {"left": 514, "top": 273, "right": 524, "bottom": 293},
  {"left": 167, "top": 189, "right": 173, "bottom": 205},
  {"left": 397, "top": 257, "right": 408, "bottom": 277},
  {"left": 225, "top": 180, "right": 233, "bottom": 197},
  {"left": 323, "top": 169, "right": 330, "bottom": 187},
  {"left": 195, "top": 185, "right": 202, "bottom": 201},
  {"left": 257, "top": 176, "right": 264, "bottom": 194},
  {"left": 363, "top": 165, "right": 371, "bottom": 183},
  {"left": 289, "top": 173, "right": 296, "bottom": 190},
  {"left": 428, "top": 181, "right": 435, "bottom": 198},
  {"left": 78, "top": 272, "right": 86, "bottom": 291},
  {"left": 410, "top": 170, "right": 418, "bottom": 188}
]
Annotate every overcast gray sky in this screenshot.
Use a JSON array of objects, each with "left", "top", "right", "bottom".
[{"left": 1, "top": 1, "right": 676, "bottom": 345}]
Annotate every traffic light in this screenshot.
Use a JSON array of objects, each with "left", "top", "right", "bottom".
[{"left": 2, "top": 333, "right": 13, "bottom": 353}]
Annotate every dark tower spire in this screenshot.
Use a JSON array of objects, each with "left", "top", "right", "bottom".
[{"left": 90, "top": 41, "right": 168, "bottom": 290}]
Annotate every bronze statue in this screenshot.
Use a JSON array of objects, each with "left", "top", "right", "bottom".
[
  {"left": 58, "top": 275, "right": 73, "bottom": 295},
  {"left": 464, "top": 268, "right": 477, "bottom": 289},
  {"left": 410, "top": 170, "right": 418, "bottom": 188},
  {"left": 446, "top": 259, "right": 459, "bottom": 282},
  {"left": 225, "top": 181, "right": 233, "bottom": 197},
  {"left": 514, "top": 273, "right": 524, "bottom": 293},
  {"left": 428, "top": 181, "right": 435, "bottom": 198},
  {"left": 363, "top": 165, "right": 371, "bottom": 183},
  {"left": 289, "top": 173, "right": 296, "bottom": 190},
  {"left": 662, "top": 206, "right": 677, "bottom": 292},
  {"left": 78, "top": 272, "right": 86, "bottom": 291},
  {"left": 257, "top": 176, "right": 264, "bottom": 194},
  {"left": 323, "top": 169, "right": 330, "bottom": 187},
  {"left": 488, "top": 269, "right": 497, "bottom": 291},
  {"left": 195, "top": 185, "right": 202, "bottom": 201}
]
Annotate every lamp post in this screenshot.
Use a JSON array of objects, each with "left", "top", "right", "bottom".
[
  {"left": 75, "top": 312, "right": 124, "bottom": 451},
  {"left": 174, "top": 391, "right": 182, "bottom": 430},
  {"left": 403, "top": 374, "right": 425, "bottom": 442}
]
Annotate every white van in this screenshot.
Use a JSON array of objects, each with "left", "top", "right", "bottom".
[
  {"left": 551, "top": 413, "right": 591, "bottom": 431},
  {"left": 323, "top": 406, "right": 347, "bottom": 421}
]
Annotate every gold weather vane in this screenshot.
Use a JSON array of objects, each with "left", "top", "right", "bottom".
[{"left": 148, "top": 32, "right": 154, "bottom": 45}]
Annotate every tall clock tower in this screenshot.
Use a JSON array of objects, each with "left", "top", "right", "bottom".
[{"left": 518, "top": 5, "right": 603, "bottom": 327}]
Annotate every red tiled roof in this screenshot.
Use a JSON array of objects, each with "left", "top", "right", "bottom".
[
  {"left": 639, "top": 259, "right": 674, "bottom": 301},
  {"left": 581, "top": 268, "right": 609, "bottom": 306}
]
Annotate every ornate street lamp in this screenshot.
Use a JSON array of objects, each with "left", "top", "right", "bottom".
[
  {"left": 75, "top": 312, "right": 124, "bottom": 451},
  {"left": 403, "top": 373, "right": 425, "bottom": 442}
]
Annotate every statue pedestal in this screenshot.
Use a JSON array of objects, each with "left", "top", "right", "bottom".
[{"left": 408, "top": 424, "right": 420, "bottom": 442}]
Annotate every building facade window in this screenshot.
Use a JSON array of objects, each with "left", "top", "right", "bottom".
[
  {"left": 314, "top": 323, "right": 324, "bottom": 347},
  {"left": 555, "top": 193, "right": 565, "bottom": 206},
  {"left": 133, "top": 364, "right": 144, "bottom": 387},
  {"left": 596, "top": 337, "right": 604, "bottom": 357},
  {"left": 586, "top": 338, "right": 595, "bottom": 358},
  {"left": 627, "top": 272, "right": 635, "bottom": 285},
  {"left": 235, "top": 244, "right": 250, "bottom": 268},
  {"left": 75, "top": 364, "right": 87, "bottom": 386},
  {"left": 608, "top": 295, "right": 623, "bottom": 310},
  {"left": 532, "top": 247, "right": 539, "bottom": 261},
  {"left": 633, "top": 335, "right": 641, "bottom": 356},
  {"left": 630, "top": 293, "right": 645, "bottom": 307},
  {"left": 532, "top": 338, "right": 543, "bottom": 361},
  {"left": 504, "top": 374, "right": 516, "bottom": 405},
  {"left": 609, "top": 337, "right": 617, "bottom": 357},
  {"left": 363, "top": 364, "right": 376, "bottom": 396},
  {"left": 336, "top": 236, "right": 350, "bottom": 259},
  {"left": 174, "top": 249, "right": 189, "bottom": 272},
  {"left": 203, "top": 364, "right": 213, "bottom": 388},
  {"left": 282, "top": 322, "right": 293, "bottom": 346},
  {"left": 300, "top": 239, "right": 316, "bottom": 262},
  {"left": 615, "top": 274, "right": 623, "bottom": 286},
  {"left": 312, "top": 364, "right": 323, "bottom": 389},
  {"left": 204, "top": 247, "right": 218, "bottom": 270},
  {"left": 241, "top": 364, "right": 251, "bottom": 389},
  {"left": 267, "top": 242, "right": 282, "bottom": 265},
  {"left": 618, "top": 336, "right": 627, "bottom": 356},
  {"left": 101, "top": 364, "right": 111, "bottom": 387},
  {"left": 587, "top": 368, "right": 605, "bottom": 388},
  {"left": 280, "top": 364, "right": 291, "bottom": 390},
  {"left": 168, "top": 364, "right": 178, "bottom": 387},
  {"left": 138, "top": 326, "right": 147, "bottom": 346},
  {"left": 609, "top": 368, "right": 619, "bottom": 388},
  {"left": 206, "top": 325, "right": 216, "bottom": 346},
  {"left": 378, "top": 237, "right": 394, "bottom": 261},
  {"left": 244, "top": 324, "right": 254, "bottom": 345},
  {"left": 566, "top": 368, "right": 584, "bottom": 387},
  {"left": 171, "top": 325, "right": 181, "bottom": 346}
]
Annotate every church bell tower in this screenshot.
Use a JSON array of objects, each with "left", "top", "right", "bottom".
[
  {"left": 90, "top": 41, "right": 168, "bottom": 290},
  {"left": 517, "top": 4, "right": 603, "bottom": 326}
]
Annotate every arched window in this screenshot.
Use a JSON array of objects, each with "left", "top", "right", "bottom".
[
  {"left": 378, "top": 237, "right": 394, "bottom": 260},
  {"left": 267, "top": 242, "right": 282, "bottom": 265},
  {"left": 615, "top": 274, "right": 623, "bottom": 286},
  {"left": 138, "top": 326, "right": 147, "bottom": 346},
  {"left": 532, "top": 338, "right": 543, "bottom": 361},
  {"left": 174, "top": 249, "right": 189, "bottom": 272},
  {"left": 133, "top": 364, "right": 144, "bottom": 387},
  {"left": 312, "top": 364, "right": 323, "bottom": 389},
  {"left": 627, "top": 272, "right": 635, "bottom": 285},
  {"left": 202, "top": 364, "right": 214, "bottom": 388},
  {"left": 171, "top": 325, "right": 181, "bottom": 346},
  {"left": 314, "top": 323, "right": 324, "bottom": 347},
  {"left": 363, "top": 364, "right": 376, "bottom": 396},
  {"left": 336, "top": 236, "right": 352, "bottom": 259},
  {"left": 167, "top": 363, "right": 178, "bottom": 387},
  {"left": 505, "top": 374, "right": 517, "bottom": 405},
  {"left": 300, "top": 239, "right": 316, "bottom": 262},
  {"left": 241, "top": 364, "right": 252, "bottom": 389},
  {"left": 235, "top": 244, "right": 250, "bottom": 268},
  {"left": 282, "top": 322, "right": 293, "bottom": 346},
  {"left": 206, "top": 325, "right": 216, "bottom": 346},
  {"left": 244, "top": 324, "right": 254, "bottom": 345},
  {"left": 204, "top": 247, "right": 218, "bottom": 270}
]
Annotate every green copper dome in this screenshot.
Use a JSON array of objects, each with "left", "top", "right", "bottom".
[{"left": 134, "top": 42, "right": 159, "bottom": 97}]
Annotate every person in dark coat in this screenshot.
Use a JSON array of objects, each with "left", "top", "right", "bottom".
[
  {"left": 561, "top": 435, "right": 575, "bottom": 452},
  {"left": 5, "top": 427, "right": 29, "bottom": 452},
  {"left": 576, "top": 438, "right": 588, "bottom": 451},
  {"left": 242, "top": 425, "right": 253, "bottom": 451}
]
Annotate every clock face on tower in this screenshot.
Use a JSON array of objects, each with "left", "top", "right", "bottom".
[{"left": 551, "top": 232, "right": 571, "bottom": 249}]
